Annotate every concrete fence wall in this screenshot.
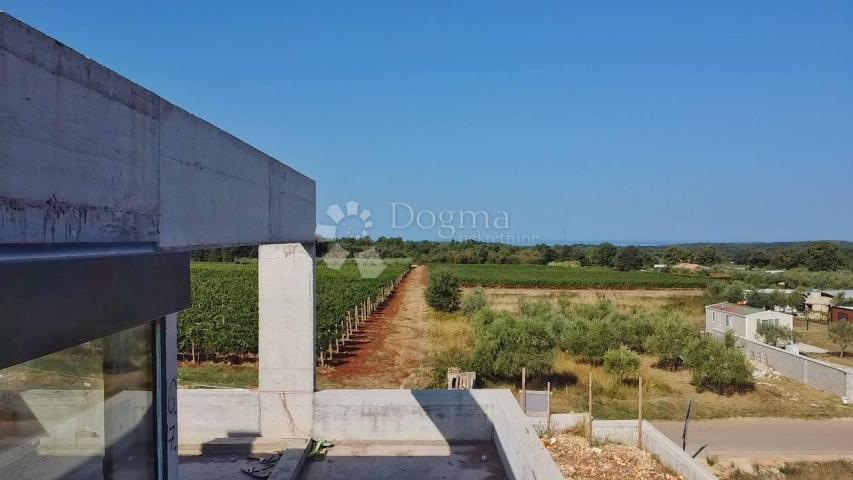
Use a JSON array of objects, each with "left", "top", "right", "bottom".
[
  {"left": 713, "top": 329, "right": 853, "bottom": 400},
  {"left": 542, "top": 414, "right": 717, "bottom": 480}
]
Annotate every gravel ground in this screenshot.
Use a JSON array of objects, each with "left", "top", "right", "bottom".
[{"left": 546, "top": 433, "right": 681, "bottom": 480}]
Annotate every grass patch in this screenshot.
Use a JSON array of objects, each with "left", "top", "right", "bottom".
[{"left": 177, "top": 362, "right": 258, "bottom": 389}]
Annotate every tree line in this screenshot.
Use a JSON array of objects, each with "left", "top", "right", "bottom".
[{"left": 191, "top": 238, "right": 853, "bottom": 272}]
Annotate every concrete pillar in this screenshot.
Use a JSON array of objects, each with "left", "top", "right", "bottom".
[{"left": 258, "top": 243, "right": 316, "bottom": 438}]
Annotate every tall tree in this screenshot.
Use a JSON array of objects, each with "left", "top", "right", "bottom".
[
  {"left": 614, "top": 246, "right": 644, "bottom": 271},
  {"left": 663, "top": 246, "right": 693, "bottom": 265},
  {"left": 694, "top": 246, "right": 722, "bottom": 266},
  {"left": 804, "top": 242, "right": 844, "bottom": 271},
  {"left": 592, "top": 242, "right": 618, "bottom": 267},
  {"left": 747, "top": 251, "right": 771, "bottom": 268}
]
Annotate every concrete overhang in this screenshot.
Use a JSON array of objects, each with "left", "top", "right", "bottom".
[{"left": 0, "top": 13, "right": 315, "bottom": 251}]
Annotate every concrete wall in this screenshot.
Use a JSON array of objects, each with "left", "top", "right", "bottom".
[
  {"left": 713, "top": 329, "right": 853, "bottom": 400},
  {"left": 313, "top": 389, "right": 563, "bottom": 480},
  {"left": 177, "top": 389, "right": 261, "bottom": 444},
  {"left": 640, "top": 421, "right": 717, "bottom": 480},
  {"left": 180, "top": 388, "right": 562, "bottom": 480},
  {"left": 312, "top": 389, "right": 494, "bottom": 443},
  {"left": 0, "top": 13, "right": 315, "bottom": 249},
  {"left": 488, "top": 389, "right": 563, "bottom": 480}
]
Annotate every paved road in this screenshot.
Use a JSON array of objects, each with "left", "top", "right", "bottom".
[{"left": 653, "top": 419, "right": 853, "bottom": 458}]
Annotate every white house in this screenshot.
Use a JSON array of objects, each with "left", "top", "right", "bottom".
[
  {"left": 705, "top": 302, "right": 794, "bottom": 342},
  {"left": 805, "top": 290, "right": 853, "bottom": 319}
]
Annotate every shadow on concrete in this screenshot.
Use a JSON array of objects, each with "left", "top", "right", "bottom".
[
  {"left": 310, "top": 389, "right": 508, "bottom": 480},
  {"left": 298, "top": 442, "right": 505, "bottom": 480}
]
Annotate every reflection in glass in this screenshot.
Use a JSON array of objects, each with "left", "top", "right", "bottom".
[{"left": 0, "top": 323, "right": 156, "bottom": 479}]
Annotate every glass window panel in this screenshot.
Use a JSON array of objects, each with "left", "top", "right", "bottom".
[{"left": 0, "top": 323, "right": 157, "bottom": 480}]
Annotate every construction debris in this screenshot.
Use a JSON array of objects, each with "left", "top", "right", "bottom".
[
  {"left": 546, "top": 433, "right": 682, "bottom": 480},
  {"left": 240, "top": 451, "right": 283, "bottom": 478}
]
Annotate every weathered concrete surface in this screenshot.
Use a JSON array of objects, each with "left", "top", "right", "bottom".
[
  {"left": 258, "top": 243, "right": 316, "bottom": 439},
  {"left": 297, "top": 443, "right": 504, "bottom": 480},
  {"left": 0, "top": 13, "right": 315, "bottom": 249},
  {"left": 178, "top": 389, "right": 261, "bottom": 445},
  {"left": 312, "top": 389, "right": 494, "bottom": 443}
]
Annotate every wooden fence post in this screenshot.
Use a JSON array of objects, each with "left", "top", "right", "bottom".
[
  {"left": 638, "top": 377, "right": 644, "bottom": 448},
  {"left": 588, "top": 369, "right": 593, "bottom": 442}
]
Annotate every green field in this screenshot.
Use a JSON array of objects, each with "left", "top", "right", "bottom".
[
  {"left": 432, "top": 264, "right": 713, "bottom": 289},
  {"left": 179, "top": 261, "right": 409, "bottom": 359}
]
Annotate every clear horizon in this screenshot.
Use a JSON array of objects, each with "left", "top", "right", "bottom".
[{"left": 4, "top": 2, "right": 852, "bottom": 244}]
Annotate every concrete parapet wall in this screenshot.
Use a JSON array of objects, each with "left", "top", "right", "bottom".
[
  {"left": 312, "top": 389, "right": 494, "bottom": 443},
  {"left": 178, "top": 389, "right": 261, "bottom": 443},
  {"left": 179, "top": 388, "right": 562, "bottom": 480},
  {"left": 640, "top": 421, "right": 717, "bottom": 480},
  {"left": 713, "top": 329, "right": 853, "bottom": 400},
  {"left": 592, "top": 419, "right": 639, "bottom": 445},
  {"left": 487, "top": 389, "right": 563, "bottom": 480}
]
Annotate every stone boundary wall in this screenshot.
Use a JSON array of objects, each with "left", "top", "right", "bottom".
[{"left": 712, "top": 329, "right": 853, "bottom": 400}]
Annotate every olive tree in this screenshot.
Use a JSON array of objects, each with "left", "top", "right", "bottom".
[
  {"left": 756, "top": 323, "right": 797, "bottom": 348},
  {"left": 603, "top": 346, "right": 641, "bottom": 383},
  {"left": 828, "top": 321, "right": 853, "bottom": 358}
]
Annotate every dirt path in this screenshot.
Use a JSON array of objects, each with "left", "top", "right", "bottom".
[{"left": 318, "top": 265, "right": 431, "bottom": 389}]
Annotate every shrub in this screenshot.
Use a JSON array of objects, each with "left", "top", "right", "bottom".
[
  {"left": 461, "top": 287, "right": 489, "bottom": 316},
  {"left": 756, "top": 323, "right": 797, "bottom": 348},
  {"left": 684, "top": 335, "right": 754, "bottom": 394},
  {"left": 828, "top": 321, "right": 853, "bottom": 357},
  {"left": 612, "top": 310, "right": 656, "bottom": 353},
  {"left": 603, "top": 346, "right": 641, "bottom": 382},
  {"left": 561, "top": 315, "right": 614, "bottom": 362},
  {"left": 644, "top": 314, "right": 696, "bottom": 370},
  {"left": 470, "top": 308, "right": 559, "bottom": 379},
  {"left": 425, "top": 270, "right": 462, "bottom": 312}
]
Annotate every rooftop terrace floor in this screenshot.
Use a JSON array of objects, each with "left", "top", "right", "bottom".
[{"left": 298, "top": 442, "right": 505, "bottom": 480}]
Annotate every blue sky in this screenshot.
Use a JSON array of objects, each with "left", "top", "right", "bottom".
[{"left": 4, "top": 1, "right": 852, "bottom": 244}]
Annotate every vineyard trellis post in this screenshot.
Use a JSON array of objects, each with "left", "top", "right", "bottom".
[{"left": 316, "top": 265, "right": 412, "bottom": 367}]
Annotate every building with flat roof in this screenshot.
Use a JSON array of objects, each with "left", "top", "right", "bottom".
[{"left": 705, "top": 302, "right": 794, "bottom": 342}]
